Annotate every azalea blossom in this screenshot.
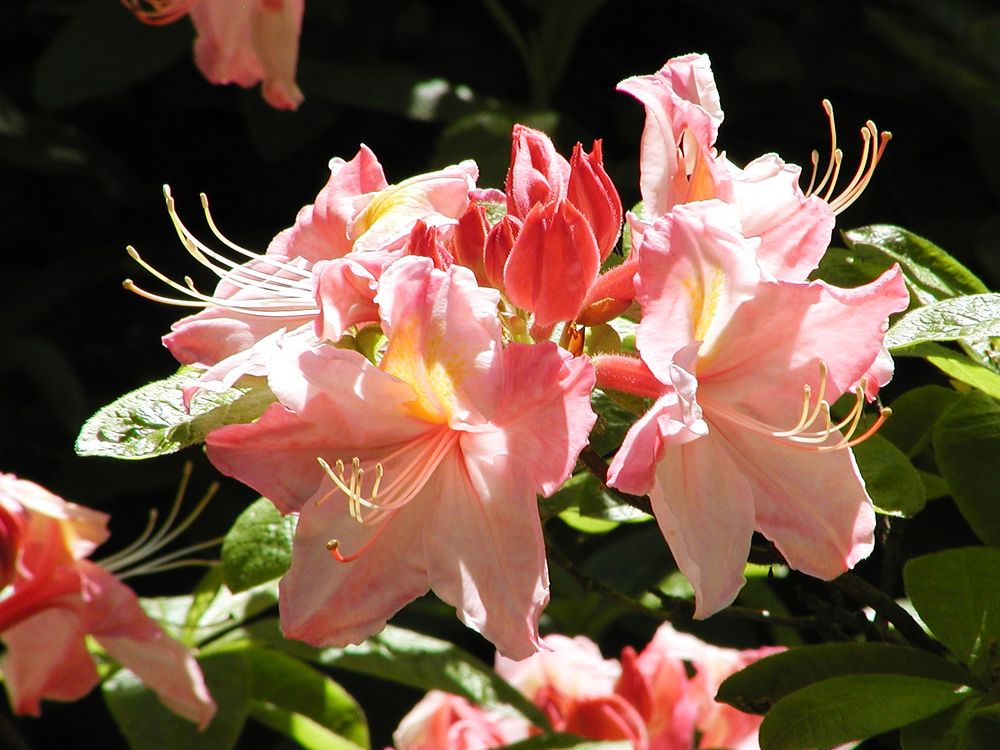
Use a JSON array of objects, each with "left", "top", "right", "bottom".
[
  {"left": 393, "top": 691, "right": 530, "bottom": 750},
  {"left": 122, "top": 0, "right": 306, "bottom": 110},
  {"left": 619, "top": 53, "right": 890, "bottom": 282},
  {"left": 125, "top": 147, "right": 477, "bottom": 392},
  {"left": 597, "top": 200, "right": 909, "bottom": 617},
  {"left": 0, "top": 474, "right": 215, "bottom": 727},
  {"left": 205, "top": 258, "right": 596, "bottom": 658}
]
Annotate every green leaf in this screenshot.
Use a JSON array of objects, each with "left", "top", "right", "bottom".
[
  {"left": 242, "top": 647, "right": 368, "bottom": 749},
  {"left": 901, "top": 698, "right": 989, "bottom": 750},
  {"left": 880, "top": 385, "right": 962, "bottom": 457},
  {"left": 75, "top": 369, "right": 274, "bottom": 460},
  {"left": 852, "top": 433, "right": 927, "bottom": 516},
  {"left": 103, "top": 651, "right": 250, "bottom": 750},
  {"left": 759, "top": 674, "right": 974, "bottom": 750},
  {"left": 904, "top": 547, "right": 1000, "bottom": 680},
  {"left": 589, "top": 388, "right": 643, "bottom": 456},
  {"left": 810, "top": 244, "right": 894, "bottom": 288},
  {"left": 896, "top": 343, "right": 1000, "bottom": 400},
  {"left": 33, "top": 0, "right": 190, "bottom": 110},
  {"left": 242, "top": 620, "right": 550, "bottom": 730},
  {"left": 717, "top": 642, "right": 975, "bottom": 715},
  {"left": 843, "top": 225, "right": 989, "bottom": 305},
  {"left": 886, "top": 294, "right": 1000, "bottom": 349},
  {"left": 933, "top": 391, "right": 1000, "bottom": 545},
  {"left": 542, "top": 471, "right": 650, "bottom": 526},
  {"left": 222, "top": 497, "right": 296, "bottom": 592}
]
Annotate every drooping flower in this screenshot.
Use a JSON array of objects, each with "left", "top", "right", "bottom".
[
  {"left": 393, "top": 691, "right": 530, "bottom": 750},
  {"left": 0, "top": 474, "right": 215, "bottom": 727},
  {"left": 205, "top": 258, "right": 596, "bottom": 658},
  {"left": 596, "top": 200, "right": 909, "bottom": 617},
  {"left": 495, "top": 634, "right": 648, "bottom": 746},
  {"left": 619, "top": 53, "right": 890, "bottom": 282},
  {"left": 122, "top": 0, "right": 306, "bottom": 110}
]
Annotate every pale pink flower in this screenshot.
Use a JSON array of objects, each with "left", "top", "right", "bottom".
[
  {"left": 393, "top": 691, "right": 530, "bottom": 750},
  {"left": 0, "top": 475, "right": 215, "bottom": 727},
  {"left": 205, "top": 258, "right": 596, "bottom": 658},
  {"left": 619, "top": 53, "right": 890, "bottom": 283},
  {"left": 597, "top": 200, "right": 909, "bottom": 617},
  {"left": 122, "top": 0, "right": 305, "bottom": 110},
  {"left": 495, "top": 635, "right": 648, "bottom": 746}
]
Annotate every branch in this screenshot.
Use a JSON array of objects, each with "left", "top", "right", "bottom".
[{"left": 577, "top": 446, "right": 654, "bottom": 517}]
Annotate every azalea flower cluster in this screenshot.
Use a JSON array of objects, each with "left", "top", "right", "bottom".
[
  {"left": 0, "top": 474, "right": 215, "bottom": 726},
  {"left": 125, "top": 53, "right": 906, "bottom": 658},
  {"left": 393, "top": 624, "right": 782, "bottom": 750}
]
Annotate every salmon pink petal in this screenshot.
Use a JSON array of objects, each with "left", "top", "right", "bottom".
[
  {"left": 567, "top": 140, "right": 623, "bottom": 260},
  {"left": 279, "top": 485, "right": 428, "bottom": 647},
  {"left": 452, "top": 203, "right": 490, "bottom": 285},
  {"left": 505, "top": 125, "right": 571, "bottom": 219},
  {"left": 729, "top": 154, "right": 835, "bottom": 281},
  {"left": 635, "top": 201, "right": 761, "bottom": 381},
  {"left": 0, "top": 606, "right": 98, "bottom": 714},
  {"left": 422, "top": 451, "right": 548, "bottom": 659},
  {"left": 312, "top": 255, "right": 388, "bottom": 342},
  {"left": 483, "top": 215, "right": 519, "bottom": 290},
  {"left": 504, "top": 201, "right": 601, "bottom": 327}
]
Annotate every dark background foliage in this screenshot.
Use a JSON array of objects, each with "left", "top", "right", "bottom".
[{"left": 2, "top": 0, "right": 998, "bottom": 747}]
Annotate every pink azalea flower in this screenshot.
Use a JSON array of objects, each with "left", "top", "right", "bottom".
[
  {"left": 622, "top": 624, "right": 783, "bottom": 750},
  {"left": 619, "top": 53, "right": 890, "bottom": 282},
  {"left": 0, "top": 475, "right": 215, "bottom": 727},
  {"left": 126, "top": 147, "right": 477, "bottom": 390},
  {"left": 596, "top": 200, "right": 909, "bottom": 617},
  {"left": 122, "top": 0, "right": 306, "bottom": 110},
  {"left": 205, "top": 258, "right": 596, "bottom": 658},
  {"left": 495, "top": 635, "right": 649, "bottom": 746},
  {"left": 393, "top": 691, "right": 530, "bottom": 750}
]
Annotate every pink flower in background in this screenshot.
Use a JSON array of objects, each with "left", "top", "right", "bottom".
[
  {"left": 496, "top": 634, "right": 648, "bottom": 745},
  {"left": 122, "top": 0, "right": 306, "bottom": 110},
  {"left": 393, "top": 691, "right": 530, "bottom": 750},
  {"left": 619, "top": 53, "right": 889, "bottom": 282},
  {"left": 598, "top": 200, "right": 909, "bottom": 617},
  {"left": 206, "top": 258, "right": 596, "bottom": 658},
  {"left": 0, "top": 475, "right": 215, "bottom": 727}
]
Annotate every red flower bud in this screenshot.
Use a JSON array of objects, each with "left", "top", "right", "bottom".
[
  {"left": 568, "top": 140, "right": 623, "bottom": 261},
  {"left": 483, "top": 215, "right": 521, "bottom": 290},
  {"left": 505, "top": 125, "right": 571, "bottom": 220},
  {"left": 451, "top": 203, "right": 490, "bottom": 284}
]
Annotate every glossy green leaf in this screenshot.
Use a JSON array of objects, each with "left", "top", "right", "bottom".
[
  {"left": 811, "top": 244, "right": 894, "bottom": 288},
  {"left": 242, "top": 620, "right": 550, "bottom": 730},
  {"left": 504, "top": 736, "right": 630, "bottom": 750},
  {"left": 222, "top": 497, "right": 296, "bottom": 592},
  {"left": 75, "top": 369, "right": 274, "bottom": 460},
  {"left": 589, "top": 388, "right": 643, "bottom": 456},
  {"left": 896, "top": 343, "right": 1000, "bottom": 400},
  {"left": 905, "top": 547, "right": 1000, "bottom": 680},
  {"left": 103, "top": 651, "right": 250, "bottom": 750},
  {"left": 717, "top": 642, "right": 975, "bottom": 715},
  {"left": 901, "top": 698, "right": 993, "bottom": 750},
  {"left": 933, "top": 392, "right": 1000, "bottom": 545},
  {"left": 880, "top": 385, "right": 962, "bottom": 457},
  {"left": 242, "top": 647, "right": 369, "bottom": 749},
  {"left": 852, "top": 433, "right": 927, "bottom": 516},
  {"left": 886, "top": 294, "right": 1000, "bottom": 349},
  {"left": 33, "top": 1, "right": 190, "bottom": 110},
  {"left": 759, "top": 674, "right": 974, "bottom": 750},
  {"left": 843, "top": 225, "right": 989, "bottom": 304}
]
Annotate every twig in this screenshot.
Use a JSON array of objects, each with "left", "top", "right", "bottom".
[{"left": 577, "top": 446, "right": 654, "bottom": 516}]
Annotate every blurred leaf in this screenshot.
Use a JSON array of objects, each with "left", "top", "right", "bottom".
[
  {"left": 75, "top": 369, "right": 274, "bottom": 460},
  {"left": 241, "top": 88, "right": 341, "bottom": 163},
  {"left": 103, "top": 651, "right": 250, "bottom": 750},
  {"left": 886, "top": 294, "right": 1000, "bottom": 349},
  {"left": 241, "top": 620, "right": 550, "bottom": 730},
  {"left": 852, "top": 433, "right": 927, "bottom": 516},
  {"left": 542, "top": 471, "right": 650, "bottom": 526},
  {"left": 759, "top": 674, "right": 974, "bottom": 750},
  {"left": 896, "top": 342, "right": 1000, "bottom": 400},
  {"left": 185, "top": 567, "right": 225, "bottom": 644},
  {"left": 717, "top": 642, "right": 975, "bottom": 715},
  {"left": 222, "top": 497, "right": 295, "bottom": 593},
  {"left": 241, "top": 647, "right": 369, "bottom": 749},
  {"left": 843, "top": 225, "right": 989, "bottom": 304},
  {"left": 880, "top": 385, "right": 962, "bottom": 457},
  {"left": 504, "top": 736, "right": 630, "bottom": 750},
  {"left": 933, "top": 391, "right": 1000, "bottom": 545},
  {"left": 33, "top": 0, "right": 190, "bottom": 109},
  {"left": 905, "top": 547, "right": 1000, "bottom": 680},
  {"left": 533, "top": 0, "right": 608, "bottom": 103}
]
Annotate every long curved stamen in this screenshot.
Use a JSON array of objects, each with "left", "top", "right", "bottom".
[
  {"left": 706, "top": 362, "right": 890, "bottom": 452},
  {"left": 807, "top": 100, "right": 891, "bottom": 215},
  {"left": 124, "top": 186, "right": 321, "bottom": 318},
  {"left": 120, "top": 0, "right": 196, "bottom": 25}
]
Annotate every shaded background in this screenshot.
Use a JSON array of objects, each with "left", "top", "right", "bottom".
[{"left": 2, "top": 0, "right": 999, "bottom": 747}]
